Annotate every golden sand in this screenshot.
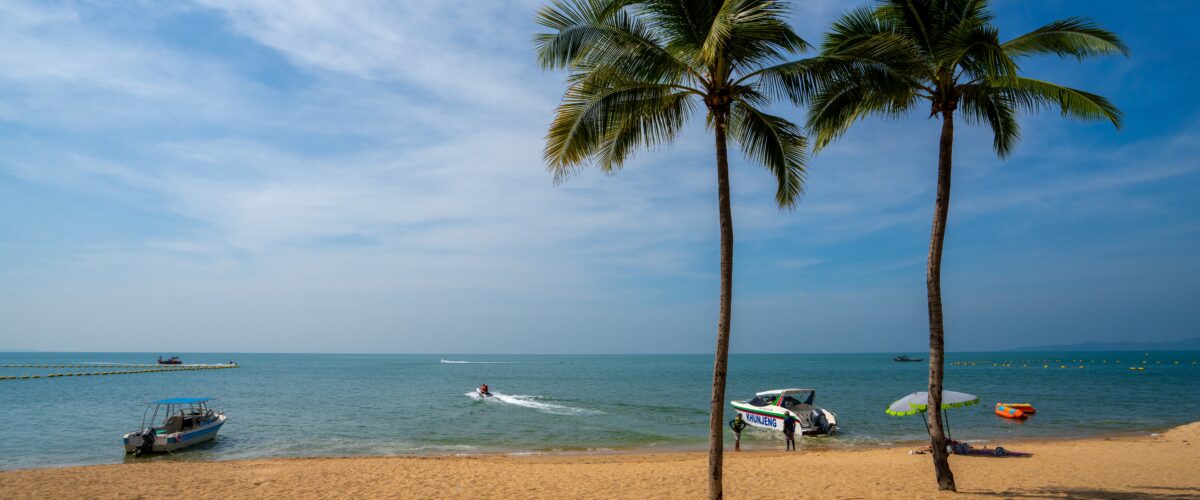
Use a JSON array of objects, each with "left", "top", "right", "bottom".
[{"left": 3, "top": 422, "right": 1197, "bottom": 499}]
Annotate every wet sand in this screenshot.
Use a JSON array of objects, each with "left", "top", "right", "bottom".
[{"left": 3, "top": 422, "right": 1197, "bottom": 499}]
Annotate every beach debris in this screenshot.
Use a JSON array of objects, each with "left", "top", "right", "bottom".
[{"left": 951, "top": 443, "right": 1032, "bottom": 457}]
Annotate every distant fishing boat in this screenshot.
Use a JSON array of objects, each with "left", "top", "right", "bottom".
[
  {"left": 730, "top": 389, "right": 838, "bottom": 435},
  {"left": 893, "top": 355, "right": 924, "bottom": 362},
  {"left": 123, "top": 398, "right": 226, "bottom": 456},
  {"left": 157, "top": 356, "right": 182, "bottom": 365}
]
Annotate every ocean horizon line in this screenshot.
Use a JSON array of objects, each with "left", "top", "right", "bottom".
[{"left": 3, "top": 349, "right": 1198, "bottom": 356}]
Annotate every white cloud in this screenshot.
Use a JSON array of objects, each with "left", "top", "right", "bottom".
[
  {"left": 0, "top": 0, "right": 1195, "bottom": 353},
  {"left": 194, "top": 0, "right": 552, "bottom": 111}
]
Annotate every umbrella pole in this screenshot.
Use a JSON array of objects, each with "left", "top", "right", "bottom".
[
  {"left": 922, "top": 410, "right": 932, "bottom": 437},
  {"left": 944, "top": 410, "right": 953, "bottom": 443}
]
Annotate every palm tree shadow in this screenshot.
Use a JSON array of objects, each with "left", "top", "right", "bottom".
[{"left": 963, "top": 485, "right": 1200, "bottom": 499}]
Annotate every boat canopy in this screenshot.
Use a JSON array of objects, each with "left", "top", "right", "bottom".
[
  {"left": 755, "top": 388, "right": 814, "bottom": 397},
  {"left": 154, "top": 397, "right": 211, "bottom": 404}
]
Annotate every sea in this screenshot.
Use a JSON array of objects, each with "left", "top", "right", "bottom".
[{"left": 1, "top": 351, "right": 1197, "bottom": 470}]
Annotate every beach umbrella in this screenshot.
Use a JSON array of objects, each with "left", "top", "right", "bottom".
[
  {"left": 886, "top": 391, "right": 979, "bottom": 441},
  {"left": 886, "top": 391, "right": 979, "bottom": 416}
]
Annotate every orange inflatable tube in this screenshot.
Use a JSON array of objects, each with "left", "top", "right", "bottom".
[
  {"left": 1002, "top": 403, "right": 1036, "bottom": 414},
  {"left": 995, "top": 403, "right": 1027, "bottom": 419}
]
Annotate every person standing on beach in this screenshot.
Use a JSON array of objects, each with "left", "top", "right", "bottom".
[
  {"left": 782, "top": 413, "right": 797, "bottom": 451},
  {"left": 728, "top": 414, "right": 747, "bottom": 451}
]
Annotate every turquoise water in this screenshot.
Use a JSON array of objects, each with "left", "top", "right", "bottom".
[{"left": 1, "top": 351, "right": 1197, "bottom": 470}]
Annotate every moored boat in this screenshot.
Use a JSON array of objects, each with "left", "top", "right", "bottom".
[
  {"left": 893, "top": 355, "right": 924, "bottom": 362},
  {"left": 123, "top": 397, "right": 226, "bottom": 455},
  {"left": 730, "top": 389, "right": 838, "bottom": 435},
  {"left": 157, "top": 356, "right": 183, "bottom": 365}
]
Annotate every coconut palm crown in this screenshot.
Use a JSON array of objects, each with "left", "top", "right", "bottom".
[
  {"left": 534, "top": 1, "right": 812, "bottom": 498},
  {"left": 798, "top": 0, "right": 1127, "bottom": 491},
  {"left": 534, "top": 0, "right": 809, "bottom": 206},
  {"left": 806, "top": 0, "right": 1127, "bottom": 155}
]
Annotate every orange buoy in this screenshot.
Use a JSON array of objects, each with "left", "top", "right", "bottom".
[
  {"left": 1000, "top": 403, "right": 1036, "bottom": 414},
  {"left": 995, "top": 403, "right": 1027, "bottom": 419}
]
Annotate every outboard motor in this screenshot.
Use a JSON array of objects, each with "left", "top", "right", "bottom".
[
  {"left": 811, "top": 410, "right": 832, "bottom": 435},
  {"left": 135, "top": 428, "right": 156, "bottom": 457}
]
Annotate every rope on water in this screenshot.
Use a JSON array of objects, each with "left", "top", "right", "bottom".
[{"left": 0, "top": 363, "right": 238, "bottom": 381}]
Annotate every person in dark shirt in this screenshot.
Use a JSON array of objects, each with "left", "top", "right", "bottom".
[
  {"left": 728, "top": 414, "right": 747, "bottom": 451},
  {"left": 782, "top": 413, "right": 798, "bottom": 451}
]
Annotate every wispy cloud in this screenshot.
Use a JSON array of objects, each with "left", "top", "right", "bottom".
[{"left": 0, "top": 0, "right": 1196, "bottom": 353}]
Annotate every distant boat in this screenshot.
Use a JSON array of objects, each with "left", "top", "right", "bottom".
[
  {"left": 894, "top": 355, "right": 924, "bottom": 362},
  {"left": 157, "top": 356, "right": 183, "bottom": 365}
]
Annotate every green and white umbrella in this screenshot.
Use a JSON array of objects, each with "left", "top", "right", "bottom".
[
  {"left": 886, "top": 391, "right": 979, "bottom": 416},
  {"left": 886, "top": 391, "right": 979, "bottom": 441}
]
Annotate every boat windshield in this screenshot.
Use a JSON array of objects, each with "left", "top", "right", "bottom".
[
  {"left": 142, "top": 400, "right": 216, "bottom": 431},
  {"left": 780, "top": 395, "right": 814, "bottom": 410},
  {"left": 781, "top": 392, "right": 815, "bottom": 407},
  {"left": 746, "top": 395, "right": 775, "bottom": 407}
]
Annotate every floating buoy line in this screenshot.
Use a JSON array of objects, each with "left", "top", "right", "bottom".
[
  {"left": 0, "top": 363, "right": 238, "bottom": 381},
  {"left": 947, "top": 358, "right": 1197, "bottom": 371}
]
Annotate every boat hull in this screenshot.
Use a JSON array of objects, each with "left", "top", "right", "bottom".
[
  {"left": 730, "top": 403, "right": 837, "bottom": 436},
  {"left": 123, "top": 415, "right": 226, "bottom": 453}
]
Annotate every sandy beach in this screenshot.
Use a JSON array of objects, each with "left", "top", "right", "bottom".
[{"left": 3, "top": 422, "right": 1196, "bottom": 499}]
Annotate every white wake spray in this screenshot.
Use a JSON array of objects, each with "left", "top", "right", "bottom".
[{"left": 464, "top": 391, "right": 600, "bottom": 416}]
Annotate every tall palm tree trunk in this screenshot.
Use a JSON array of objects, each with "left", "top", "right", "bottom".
[
  {"left": 708, "top": 110, "right": 734, "bottom": 500},
  {"left": 926, "top": 109, "right": 957, "bottom": 491}
]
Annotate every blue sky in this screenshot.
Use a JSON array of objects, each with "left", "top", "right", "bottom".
[{"left": 0, "top": 1, "right": 1196, "bottom": 353}]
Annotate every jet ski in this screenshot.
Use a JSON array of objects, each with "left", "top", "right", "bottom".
[{"left": 476, "top": 387, "right": 492, "bottom": 398}]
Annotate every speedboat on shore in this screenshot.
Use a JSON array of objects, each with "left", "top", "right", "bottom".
[
  {"left": 730, "top": 389, "right": 838, "bottom": 435},
  {"left": 123, "top": 398, "right": 226, "bottom": 456}
]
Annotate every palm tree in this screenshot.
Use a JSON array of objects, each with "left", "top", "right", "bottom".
[
  {"left": 533, "top": 1, "right": 810, "bottom": 497},
  {"left": 801, "top": 0, "right": 1126, "bottom": 491}
]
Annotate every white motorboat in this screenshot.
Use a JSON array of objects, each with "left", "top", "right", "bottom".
[
  {"left": 730, "top": 388, "right": 838, "bottom": 435},
  {"left": 123, "top": 397, "right": 226, "bottom": 455}
]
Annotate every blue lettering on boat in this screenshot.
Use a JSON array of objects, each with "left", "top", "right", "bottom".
[{"left": 743, "top": 412, "right": 778, "bottom": 428}]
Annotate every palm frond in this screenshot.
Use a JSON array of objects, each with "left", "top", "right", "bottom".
[
  {"left": 1002, "top": 17, "right": 1129, "bottom": 60},
  {"left": 535, "top": 0, "right": 697, "bottom": 84},
  {"left": 545, "top": 79, "right": 696, "bottom": 182},
  {"left": 728, "top": 101, "right": 807, "bottom": 207},
  {"left": 743, "top": 57, "right": 843, "bottom": 105},
  {"left": 534, "top": 0, "right": 633, "bottom": 68},
  {"left": 876, "top": 0, "right": 937, "bottom": 56},
  {"left": 700, "top": 0, "right": 809, "bottom": 71},
  {"left": 596, "top": 89, "right": 697, "bottom": 171},
  {"left": 939, "top": 19, "right": 1014, "bottom": 81},
  {"left": 959, "top": 84, "right": 1019, "bottom": 156},
  {"left": 806, "top": 66, "right": 919, "bottom": 152},
  {"left": 823, "top": 5, "right": 897, "bottom": 54},
  {"left": 636, "top": 0, "right": 718, "bottom": 56},
  {"left": 1003, "top": 77, "right": 1123, "bottom": 128},
  {"left": 956, "top": 0, "right": 992, "bottom": 25}
]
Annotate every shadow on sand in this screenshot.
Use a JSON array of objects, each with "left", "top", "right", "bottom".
[{"left": 964, "top": 485, "right": 1200, "bottom": 499}]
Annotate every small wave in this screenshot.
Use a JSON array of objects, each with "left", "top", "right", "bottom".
[
  {"left": 440, "top": 359, "right": 515, "bottom": 364},
  {"left": 464, "top": 391, "right": 601, "bottom": 416}
]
